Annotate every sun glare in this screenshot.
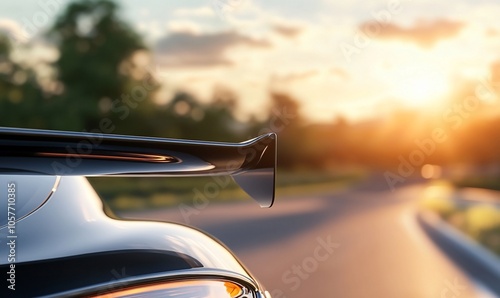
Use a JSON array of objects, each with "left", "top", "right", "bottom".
[{"left": 389, "top": 65, "right": 450, "bottom": 109}]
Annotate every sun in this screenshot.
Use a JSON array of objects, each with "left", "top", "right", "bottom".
[{"left": 389, "top": 65, "right": 450, "bottom": 108}]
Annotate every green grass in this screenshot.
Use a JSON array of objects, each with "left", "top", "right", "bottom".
[
  {"left": 453, "top": 176, "right": 500, "bottom": 192},
  {"left": 89, "top": 169, "right": 365, "bottom": 212},
  {"left": 89, "top": 176, "right": 247, "bottom": 211},
  {"left": 420, "top": 186, "right": 500, "bottom": 256}
]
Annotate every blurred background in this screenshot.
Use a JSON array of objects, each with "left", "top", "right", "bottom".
[{"left": 1, "top": 0, "right": 500, "bottom": 297}]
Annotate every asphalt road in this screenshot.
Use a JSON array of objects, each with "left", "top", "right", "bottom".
[{"left": 121, "top": 178, "right": 499, "bottom": 298}]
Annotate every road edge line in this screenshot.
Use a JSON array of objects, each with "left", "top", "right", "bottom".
[{"left": 417, "top": 210, "right": 500, "bottom": 278}]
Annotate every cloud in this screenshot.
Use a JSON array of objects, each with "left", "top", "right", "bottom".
[
  {"left": 490, "top": 61, "right": 500, "bottom": 90},
  {"left": 273, "top": 70, "right": 319, "bottom": 83},
  {"left": 273, "top": 23, "right": 302, "bottom": 38},
  {"left": 166, "top": 20, "right": 202, "bottom": 34},
  {"left": 0, "top": 19, "right": 27, "bottom": 43},
  {"left": 359, "top": 19, "right": 465, "bottom": 48},
  {"left": 330, "top": 68, "right": 349, "bottom": 81},
  {"left": 173, "top": 6, "right": 215, "bottom": 17},
  {"left": 486, "top": 28, "right": 499, "bottom": 37},
  {"left": 155, "top": 31, "right": 271, "bottom": 67}
]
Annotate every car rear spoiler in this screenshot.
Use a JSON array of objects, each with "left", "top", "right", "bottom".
[{"left": 0, "top": 127, "right": 276, "bottom": 208}]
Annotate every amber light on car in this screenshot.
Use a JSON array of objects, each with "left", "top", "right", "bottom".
[{"left": 91, "top": 279, "right": 254, "bottom": 298}]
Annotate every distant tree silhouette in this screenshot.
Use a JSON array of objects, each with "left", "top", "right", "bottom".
[
  {"left": 48, "top": 0, "right": 151, "bottom": 131},
  {"left": 0, "top": 34, "right": 46, "bottom": 128}
]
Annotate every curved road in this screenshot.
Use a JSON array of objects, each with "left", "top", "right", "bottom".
[{"left": 122, "top": 179, "right": 499, "bottom": 298}]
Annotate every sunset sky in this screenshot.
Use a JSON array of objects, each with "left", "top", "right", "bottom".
[{"left": 1, "top": 0, "right": 500, "bottom": 122}]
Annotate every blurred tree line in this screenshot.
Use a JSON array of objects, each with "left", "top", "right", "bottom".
[
  {"left": 1, "top": 0, "right": 500, "bottom": 172},
  {"left": 0, "top": 0, "right": 265, "bottom": 140}
]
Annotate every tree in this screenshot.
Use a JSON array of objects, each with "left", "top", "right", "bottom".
[
  {"left": 48, "top": 0, "right": 153, "bottom": 131},
  {"left": 0, "top": 34, "right": 46, "bottom": 128},
  {"left": 267, "top": 93, "right": 304, "bottom": 168}
]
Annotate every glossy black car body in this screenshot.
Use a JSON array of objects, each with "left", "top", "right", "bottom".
[{"left": 0, "top": 127, "right": 276, "bottom": 297}]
